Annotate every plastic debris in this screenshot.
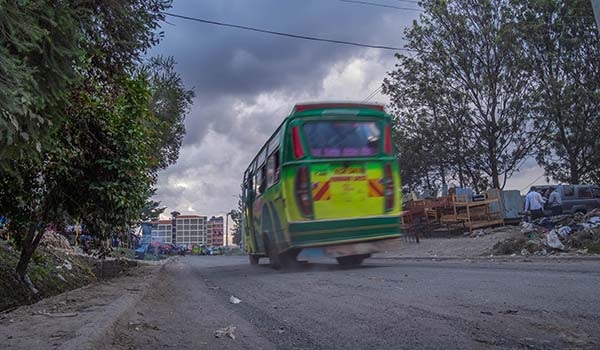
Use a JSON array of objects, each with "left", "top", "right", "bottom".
[
  {"left": 545, "top": 231, "right": 565, "bottom": 250},
  {"left": 520, "top": 248, "right": 529, "bottom": 256},
  {"left": 556, "top": 226, "right": 572, "bottom": 239},
  {"left": 215, "top": 325, "right": 236, "bottom": 340},
  {"left": 229, "top": 296, "right": 242, "bottom": 304},
  {"left": 521, "top": 222, "right": 535, "bottom": 230}
]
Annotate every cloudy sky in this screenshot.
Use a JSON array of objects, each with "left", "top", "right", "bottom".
[{"left": 150, "top": 0, "right": 548, "bottom": 219}]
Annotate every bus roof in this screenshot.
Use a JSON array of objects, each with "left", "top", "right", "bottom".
[{"left": 290, "top": 101, "right": 385, "bottom": 114}]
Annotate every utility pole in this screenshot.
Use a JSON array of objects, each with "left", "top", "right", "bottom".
[
  {"left": 170, "top": 210, "right": 180, "bottom": 244},
  {"left": 224, "top": 209, "right": 236, "bottom": 247},
  {"left": 225, "top": 213, "right": 229, "bottom": 247}
]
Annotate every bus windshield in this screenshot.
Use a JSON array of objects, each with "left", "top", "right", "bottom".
[{"left": 302, "top": 121, "right": 380, "bottom": 157}]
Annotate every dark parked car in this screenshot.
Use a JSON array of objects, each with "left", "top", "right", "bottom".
[{"left": 536, "top": 184, "right": 600, "bottom": 215}]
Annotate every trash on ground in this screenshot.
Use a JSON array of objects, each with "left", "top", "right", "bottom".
[
  {"left": 556, "top": 226, "right": 572, "bottom": 239},
  {"left": 545, "top": 231, "right": 565, "bottom": 250},
  {"left": 492, "top": 210, "right": 600, "bottom": 256},
  {"left": 57, "top": 260, "right": 73, "bottom": 271},
  {"left": 229, "top": 296, "right": 242, "bottom": 304},
  {"left": 39, "top": 231, "right": 72, "bottom": 250},
  {"left": 215, "top": 325, "right": 236, "bottom": 340}
]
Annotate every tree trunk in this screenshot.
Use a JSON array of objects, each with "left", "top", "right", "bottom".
[
  {"left": 489, "top": 149, "right": 501, "bottom": 189},
  {"left": 15, "top": 222, "right": 45, "bottom": 297},
  {"left": 439, "top": 162, "right": 447, "bottom": 188},
  {"left": 569, "top": 155, "right": 579, "bottom": 184}
]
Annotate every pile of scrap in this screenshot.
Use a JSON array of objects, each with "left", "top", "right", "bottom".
[
  {"left": 493, "top": 209, "right": 600, "bottom": 256},
  {"left": 39, "top": 231, "right": 72, "bottom": 250}
]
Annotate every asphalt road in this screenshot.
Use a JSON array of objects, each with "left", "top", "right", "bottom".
[{"left": 102, "top": 256, "right": 600, "bottom": 350}]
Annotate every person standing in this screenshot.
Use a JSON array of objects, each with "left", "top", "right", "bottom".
[
  {"left": 548, "top": 187, "right": 563, "bottom": 216},
  {"left": 524, "top": 187, "right": 545, "bottom": 220}
]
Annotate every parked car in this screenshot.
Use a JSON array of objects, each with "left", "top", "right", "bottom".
[{"left": 535, "top": 184, "right": 600, "bottom": 215}]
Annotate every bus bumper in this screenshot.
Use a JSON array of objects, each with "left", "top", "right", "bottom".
[
  {"left": 288, "top": 215, "right": 402, "bottom": 248},
  {"left": 298, "top": 237, "right": 401, "bottom": 258}
]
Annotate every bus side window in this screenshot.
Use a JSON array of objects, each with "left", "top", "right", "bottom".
[
  {"left": 257, "top": 164, "right": 267, "bottom": 195},
  {"left": 254, "top": 172, "right": 260, "bottom": 197},
  {"left": 267, "top": 149, "right": 280, "bottom": 187},
  {"left": 274, "top": 150, "right": 280, "bottom": 183},
  {"left": 246, "top": 175, "right": 254, "bottom": 202}
]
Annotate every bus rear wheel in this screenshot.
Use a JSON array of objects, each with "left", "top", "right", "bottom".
[
  {"left": 336, "top": 254, "right": 370, "bottom": 266},
  {"left": 268, "top": 249, "right": 298, "bottom": 270},
  {"left": 249, "top": 254, "right": 260, "bottom": 265}
]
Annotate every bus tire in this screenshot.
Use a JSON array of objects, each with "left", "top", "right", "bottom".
[
  {"left": 336, "top": 254, "right": 370, "bottom": 266},
  {"left": 249, "top": 254, "right": 260, "bottom": 265},
  {"left": 263, "top": 235, "right": 282, "bottom": 270}
]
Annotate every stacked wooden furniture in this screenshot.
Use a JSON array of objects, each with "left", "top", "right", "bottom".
[{"left": 440, "top": 190, "right": 504, "bottom": 232}]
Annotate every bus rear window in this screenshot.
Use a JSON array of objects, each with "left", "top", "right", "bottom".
[{"left": 302, "top": 121, "right": 380, "bottom": 157}]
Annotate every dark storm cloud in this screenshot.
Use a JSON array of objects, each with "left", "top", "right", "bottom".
[
  {"left": 149, "top": 0, "right": 420, "bottom": 215},
  {"left": 155, "top": 0, "right": 412, "bottom": 99}
]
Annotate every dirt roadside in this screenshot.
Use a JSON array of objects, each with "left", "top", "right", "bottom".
[
  {"left": 374, "top": 226, "right": 600, "bottom": 260},
  {"left": 0, "top": 259, "right": 172, "bottom": 350},
  {"left": 95, "top": 257, "right": 277, "bottom": 350}
]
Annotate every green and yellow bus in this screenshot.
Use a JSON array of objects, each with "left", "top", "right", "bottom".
[{"left": 242, "top": 102, "right": 402, "bottom": 268}]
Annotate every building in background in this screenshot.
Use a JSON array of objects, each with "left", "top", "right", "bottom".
[
  {"left": 150, "top": 215, "right": 207, "bottom": 246},
  {"left": 207, "top": 216, "right": 224, "bottom": 247}
]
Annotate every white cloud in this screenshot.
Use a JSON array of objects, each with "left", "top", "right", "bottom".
[{"left": 321, "top": 49, "right": 392, "bottom": 103}]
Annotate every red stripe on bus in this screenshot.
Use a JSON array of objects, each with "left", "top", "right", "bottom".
[
  {"left": 369, "top": 180, "right": 384, "bottom": 197},
  {"left": 314, "top": 181, "right": 330, "bottom": 201}
]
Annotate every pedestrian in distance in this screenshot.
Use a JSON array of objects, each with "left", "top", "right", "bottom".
[
  {"left": 524, "top": 186, "right": 545, "bottom": 220},
  {"left": 547, "top": 187, "right": 563, "bottom": 216}
]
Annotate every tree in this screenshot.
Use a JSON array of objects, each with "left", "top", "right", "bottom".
[
  {"left": 142, "top": 56, "right": 195, "bottom": 169},
  {"left": 58, "top": 76, "right": 161, "bottom": 247},
  {"left": 0, "top": 0, "right": 170, "bottom": 160},
  {"left": 0, "top": 0, "right": 172, "bottom": 289},
  {"left": 0, "top": 0, "right": 82, "bottom": 158},
  {"left": 385, "top": 0, "right": 540, "bottom": 190},
  {"left": 384, "top": 53, "right": 489, "bottom": 193},
  {"left": 230, "top": 193, "right": 243, "bottom": 246},
  {"left": 3, "top": 74, "right": 161, "bottom": 281},
  {"left": 517, "top": 0, "right": 600, "bottom": 184},
  {"left": 139, "top": 198, "right": 167, "bottom": 222}
]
